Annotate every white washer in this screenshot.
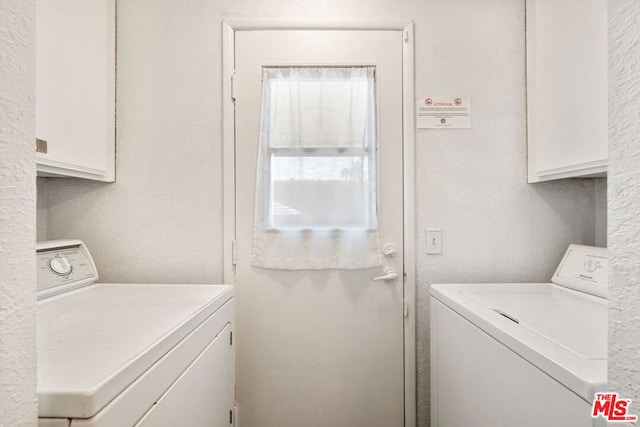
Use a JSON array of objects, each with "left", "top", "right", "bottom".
[
  {"left": 36, "top": 240, "right": 235, "bottom": 427},
  {"left": 430, "top": 245, "right": 607, "bottom": 427}
]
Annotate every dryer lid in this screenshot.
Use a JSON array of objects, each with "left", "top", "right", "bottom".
[
  {"left": 551, "top": 244, "right": 607, "bottom": 298},
  {"left": 37, "top": 283, "right": 233, "bottom": 419}
]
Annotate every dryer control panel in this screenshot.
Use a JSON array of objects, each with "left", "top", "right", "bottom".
[
  {"left": 37, "top": 240, "right": 98, "bottom": 299},
  {"left": 552, "top": 244, "right": 608, "bottom": 299}
]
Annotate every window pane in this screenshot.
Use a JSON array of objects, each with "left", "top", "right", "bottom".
[
  {"left": 265, "top": 67, "right": 375, "bottom": 148},
  {"left": 268, "top": 79, "right": 371, "bottom": 148},
  {"left": 270, "top": 156, "right": 373, "bottom": 228},
  {"left": 260, "top": 67, "right": 377, "bottom": 231}
]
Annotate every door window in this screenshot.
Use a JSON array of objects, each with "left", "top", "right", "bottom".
[{"left": 252, "top": 67, "right": 382, "bottom": 269}]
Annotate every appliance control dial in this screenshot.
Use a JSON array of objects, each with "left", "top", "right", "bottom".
[
  {"left": 585, "top": 259, "right": 601, "bottom": 273},
  {"left": 49, "top": 256, "right": 73, "bottom": 276}
]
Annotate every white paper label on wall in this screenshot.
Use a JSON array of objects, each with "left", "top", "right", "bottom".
[{"left": 416, "top": 96, "right": 471, "bottom": 129}]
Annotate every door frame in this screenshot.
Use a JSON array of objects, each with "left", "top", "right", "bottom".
[{"left": 221, "top": 20, "right": 416, "bottom": 427}]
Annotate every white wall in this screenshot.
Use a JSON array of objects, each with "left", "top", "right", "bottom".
[
  {"left": 413, "top": 3, "right": 598, "bottom": 423},
  {"left": 41, "top": 0, "right": 224, "bottom": 283},
  {"left": 608, "top": 0, "right": 640, "bottom": 421},
  {"left": 0, "top": 1, "right": 37, "bottom": 425},
  {"left": 40, "top": 0, "right": 600, "bottom": 425}
]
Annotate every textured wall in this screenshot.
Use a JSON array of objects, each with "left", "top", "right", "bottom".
[
  {"left": 36, "top": 179, "right": 47, "bottom": 240},
  {"left": 608, "top": 0, "right": 640, "bottom": 423},
  {"left": 41, "top": 0, "right": 224, "bottom": 283},
  {"left": 40, "top": 0, "right": 599, "bottom": 425},
  {"left": 595, "top": 178, "right": 607, "bottom": 247},
  {"left": 0, "top": 0, "right": 37, "bottom": 425},
  {"left": 414, "top": 3, "right": 598, "bottom": 424}
]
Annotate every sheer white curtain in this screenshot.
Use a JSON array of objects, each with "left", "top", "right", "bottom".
[{"left": 252, "top": 67, "right": 382, "bottom": 270}]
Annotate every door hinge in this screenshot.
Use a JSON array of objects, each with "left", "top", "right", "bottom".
[
  {"left": 403, "top": 301, "right": 409, "bottom": 319},
  {"left": 231, "top": 239, "right": 238, "bottom": 265},
  {"left": 230, "top": 331, "right": 233, "bottom": 346},
  {"left": 403, "top": 30, "right": 409, "bottom": 43},
  {"left": 229, "top": 409, "right": 233, "bottom": 424},
  {"left": 231, "top": 72, "right": 237, "bottom": 103}
]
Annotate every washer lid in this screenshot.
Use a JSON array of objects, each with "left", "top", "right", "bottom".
[
  {"left": 464, "top": 287, "right": 606, "bottom": 359},
  {"left": 37, "top": 283, "right": 233, "bottom": 419},
  {"left": 430, "top": 283, "right": 607, "bottom": 403}
]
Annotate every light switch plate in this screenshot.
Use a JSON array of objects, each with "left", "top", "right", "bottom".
[{"left": 426, "top": 228, "right": 442, "bottom": 254}]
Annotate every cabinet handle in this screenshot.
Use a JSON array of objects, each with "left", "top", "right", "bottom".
[{"left": 36, "top": 138, "right": 48, "bottom": 154}]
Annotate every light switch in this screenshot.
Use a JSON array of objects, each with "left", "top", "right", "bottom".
[{"left": 426, "top": 228, "right": 442, "bottom": 254}]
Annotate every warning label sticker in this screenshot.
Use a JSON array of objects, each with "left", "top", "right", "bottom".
[{"left": 417, "top": 96, "right": 471, "bottom": 129}]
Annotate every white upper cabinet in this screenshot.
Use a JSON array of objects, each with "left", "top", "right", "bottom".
[
  {"left": 36, "top": 0, "right": 116, "bottom": 182},
  {"left": 526, "top": 0, "right": 607, "bottom": 183}
]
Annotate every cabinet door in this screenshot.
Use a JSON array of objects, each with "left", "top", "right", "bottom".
[
  {"left": 527, "top": 0, "right": 607, "bottom": 182},
  {"left": 134, "top": 325, "right": 235, "bottom": 427},
  {"left": 36, "top": 0, "right": 116, "bottom": 182}
]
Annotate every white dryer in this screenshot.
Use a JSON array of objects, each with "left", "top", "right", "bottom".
[
  {"left": 430, "top": 245, "right": 607, "bottom": 427},
  {"left": 36, "top": 240, "right": 234, "bottom": 427}
]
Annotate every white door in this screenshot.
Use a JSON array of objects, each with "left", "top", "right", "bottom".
[{"left": 233, "top": 29, "right": 405, "bottom": 427}]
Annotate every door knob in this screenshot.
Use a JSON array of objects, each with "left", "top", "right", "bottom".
[
  {"left": 383, "top": 243, "right": 397, "bottom": 257},
  {"left": 373, "top": 268, "right": 398, "bottom": 282}
]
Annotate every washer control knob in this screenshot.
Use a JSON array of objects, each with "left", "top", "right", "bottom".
[
  {"left": 383, "top": 243, "right": 397, "bottom": 257},
  {"left": 50, "top": 256, "right": 73, "bottom": 276},
  {"left": 585, "top": 260, "right": 601, "bottom": 273}
]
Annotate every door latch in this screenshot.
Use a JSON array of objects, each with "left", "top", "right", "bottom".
[{"left": 373, "top": 268, "right": 398, "bottom": 282}]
